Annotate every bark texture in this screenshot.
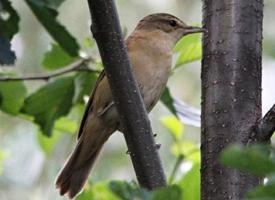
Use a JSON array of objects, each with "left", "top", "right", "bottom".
[
  {"left": 201, "top": 0, "right": 263, "bottom": 199},
  {"left": 87, "top": 0, "right": 166, "bottom": 189},
  {"left": 257, "top": 104, "right": 275, "bottom": 142}
]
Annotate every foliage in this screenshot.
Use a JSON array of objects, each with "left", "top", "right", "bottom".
[
  {"left": 161, "top": 87, "right": 178, "bottom": 118},
  {"left": 76, "top": 115, "right": 200, "bottom": 200},
  {"left": 42, "top": 43, "right": 79, "bottom": 70},
  {"left": 221, "top": 144, "right": 275, "bottom": 200},
  {"left": 22, "top": 76, "right": 75, "bottom": 136},
  {"left": 76, "top": 181, "right": 182, "bottom": 200},
  {"left": 0, "top": 1, "right": 203, "bottom": 199},
  {"left": 1, "top": 0, "right": 275, "bottom": 200},
  {"left": 25, "top": 0, "right": 80, "bottom": 56},
  {"left": 0, "top": 0, "right": 202, "bottom": 136},
  {"left": 0, "top": 77, "right": 27, "bottom": 115},
  {"left": 161, "top": 116, "right": 200, "bottom": 200},
  {"left": 161, "top": 116, "right": 183, "bottom": 141},
  {"left": 178, "top": 162, "right": 200, "bottom": 200},
  {"left": 74, "top": 72, "right": 98, "bottom": 104},
  {"left": 0, "top": 0, "right": 19, "bottom": 65},
  {"left": 174, "top": 33, "right": 202, "bottom": 67}
]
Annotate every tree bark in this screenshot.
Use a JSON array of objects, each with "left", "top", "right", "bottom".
[
  {"left": 201, "top": 0, "right": 263, "bottom": 199},
  {"left": 87, "top": 0, "right": 166, "bottom": 189},
  {"left": 257, "top": 104, "right": 275, "bottom": 142}
]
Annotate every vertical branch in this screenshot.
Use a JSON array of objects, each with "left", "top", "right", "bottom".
[
  {"left": 201, "top": 0, "right": 263, "bottom": 199},
  {"left": 87, "top": 0, "right": 166, "bottom": 189}
]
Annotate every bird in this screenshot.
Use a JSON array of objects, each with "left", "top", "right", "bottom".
[{"left": 55, "top": 13, "right": 204, "bottom": 199}]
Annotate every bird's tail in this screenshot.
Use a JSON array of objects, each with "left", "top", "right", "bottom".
[{"left": 55, "top": 118, "right": 112, "bottom": 199}]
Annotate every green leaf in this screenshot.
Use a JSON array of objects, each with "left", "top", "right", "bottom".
[
  {"left": 178, "top": 163, "right": 200, "bottom": 200},
  {"left": 0, "top": 0, "right": 20, "bottom": 65},
  {"left": 161, "top": 87, "right": 178, "bottom": 117},
  {"left": 55, "top": 104, "right": 84, "bottom": 134},
  {"left": 44, "top": 0, "right": 67, "bottom": 9},
  {"left": 78, "top": 181, "right": 183, "bottom": 200},
  {"left": 83, "top": 37, "right": 95, "bottom": 49},
  {"left": 22, "top": 76, "right": 75, "bottom": 136},
  {"left": 42, "top": 43, "right": 78, "bottom": 70},
  {"left": 171, "top": 141, "right": 200, "bottom": 163},
  {"left": 37, "top": 130, "right": 61, "bottom": 156},
  {"left": 246, "top": 184, "right": 275, "bottom": 200},
  {"left": 220, "top": 144, "right": 275, "bottom": 177},
  {"left": 25, "top": 0, "right": 79, "bottom": 56},
  {"left": 74, "top": 72, "right": 97, "bottom": 104},
  {"left": 0, "top": 0, "right": 19, "bottom": 39},
  {"left": 153, "top": 185, "right": 182, "bottom": 200},
  {"left": 174, "top": 33, "right": 202, "bottom": 67},
  {"left": 54, "top": 117, "right": 78, "bottom": 134},
  {"left": 161, "top": 115, "right": 183, "bottom": 141},
  {"left": 245, "top": 177, "right": 275, "bottom": 200},
  {"left": 37, "top": 105, "right": 83, "bottom": 155},
  {"left": 0, "top": 80, "right": 27, "bottom": 115},
  {"left": 77, "top": 182, "right": 120, "bottom": 200},
  {"left": 109, "top": 180, "right": 151, "bottom": 200}
]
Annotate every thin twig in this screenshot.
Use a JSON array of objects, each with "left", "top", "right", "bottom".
[
  {"left": 168, "top": 148, "right": 199, "bottom": 184},
  {"left": 169, "top": 155, "right": 184, "bottom": 184},
  {"left": 0, "top": 58, "right": 101, "bottom": 81},
  {"left": 257, "top": 104, "right": 275, "bottom": 142}
]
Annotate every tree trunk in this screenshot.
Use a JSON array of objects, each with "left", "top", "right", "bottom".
[{"left": 201, "top": 0, "right": 263, "bottom": 199}]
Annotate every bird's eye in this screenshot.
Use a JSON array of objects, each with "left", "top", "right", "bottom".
[{"left": 169, "top": 20, "right": 177, "bottom": 27}]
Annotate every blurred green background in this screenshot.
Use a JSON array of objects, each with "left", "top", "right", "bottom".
[{"left": 0, "top": 0, "right": 275, "bottom": 199}]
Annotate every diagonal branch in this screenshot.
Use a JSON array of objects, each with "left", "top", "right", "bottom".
[
  {"left": 87, "top": 0, "right": 166, "bottom": 189},
  {"left": 257, "top": 104, "right": 275, "bottom": 142},
  {"left": 0, "top": 57, "right": 100, "bottom": 81}
]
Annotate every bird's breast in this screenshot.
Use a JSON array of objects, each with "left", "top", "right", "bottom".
[{"left": 128, "top": 42, "right": 172, "bottom": 111}]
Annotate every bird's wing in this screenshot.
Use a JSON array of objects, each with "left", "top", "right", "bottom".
[
  {"left": 77, "top": 39, "right": 134, "bottom": 140},
  {"left": 77, "top": 70, "right": 109, "bottom": 139}
]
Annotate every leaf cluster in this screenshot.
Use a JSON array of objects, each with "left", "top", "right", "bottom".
[
  {"left": 0, "top": 2, "right": 203, "bottom": 199},
  {"left": 221, "top": 144, "right": 275, "bottom": 200}
]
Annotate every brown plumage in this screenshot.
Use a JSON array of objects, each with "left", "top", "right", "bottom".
[{"left": 55, "top": 13, "right": 204, "bottom": 199}]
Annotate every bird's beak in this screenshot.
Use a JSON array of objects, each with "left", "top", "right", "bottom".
[{"left": 183, "top": 26, "right": 206, "bottom": 36}]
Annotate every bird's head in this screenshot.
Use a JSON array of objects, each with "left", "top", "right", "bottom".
[{"left": 135, "top": 13, "right": 204, "bottom": 45}]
